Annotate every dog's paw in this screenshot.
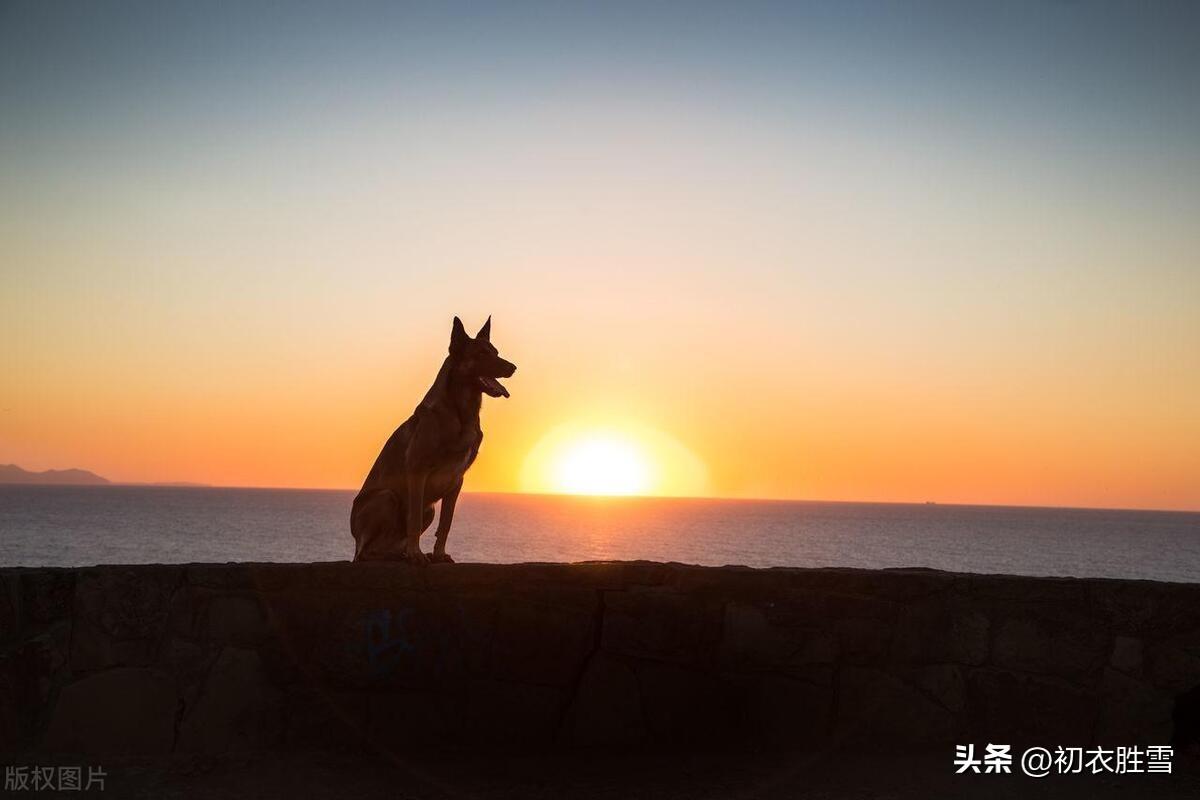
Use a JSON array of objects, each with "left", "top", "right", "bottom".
[
  {"left": 404, "top": 548, "right": 429, "bottom": 566},
  {"left": 429, "top": 552, "right": 455, "bottom": 564}
]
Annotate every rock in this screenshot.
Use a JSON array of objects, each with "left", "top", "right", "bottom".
[
  {"left": 0, "top": 573, "right": 18, "bottom": 643},
  {"left": 1147, "top": 642, "right": 1200, "bottom": 694},
  {"left": 904, "top": 664, "right": 966, "bottom": 713},
  {"left": 489, "top": 590, "right": 598, "bottom": 686},
  {"left": 186, "top": 563, "right": 300, "bottom": 592},
  {"left": 826, "top": 594, "right": 900, "bottom": 665},
  {"left": 205, "top": 594, "right": 269, "bottom": 645},
  {"left": 602, "top": 589, "right": 721, "bottom": 664},
  {"left": 891, "top": 601, "right": 989, "bottom": 666},
  {"left": 835, "top": 667, "right": 958, "bottom": 747},
  {"left": 1096, "top": 667, "right": 1173, "bottom": 743},
  {"left": 1091, "top": 581, "right": 1163, "bottom": 634},
  {"left": 834, "top": 617, "right": 894, "bottom": 665},
  {"left": 565, "top": 655, "right": 646, "bottom": 745},
  {"left": 3, "top": 562, "right": 1198, "bottom": 755},
  {"left": 633, "top": 661, "right": 744, "bottom": 744},
  {"left": 794, "top": 568, "right": 955, "bottom": 602},
  {"left": 0, "top": 637, "right": 64, "bottom": 751},
  {"left": 965, "top": 668, "right": 1100, "bottom": 746},
  {"left": 460, "top": 679, "right": 565, "bottom": 744},
  {"left": 285, "top": 685, "right": 370, "bottom": 748},
  {"left": 719, "top": 602, "right": 836, "bottom": 669},
  {"left": 314, "top": 594, "right": 430, "bottom": 690},
  {"left": 44, "top": 668, "right": 177, "bottom": 755},
  {"left": 739, "top": 672, "right": 833, "bottom": 748},
  {"left": 0, "top": 674, "right": 21, "bottom": 750},
  {"left": 21, "top": 570, "right": 74, "bottom": 627},
  {"left": 310, "top": 562, "right": 427, "bottom": 591},
  {"left": 991, "top": 615, "right": 1109, "bottom": 679},
  {"left": 1095, "top": 581, "right": 1200, "bottom": 639},
  {"left": 71, "top": 567, "right": 180, "bottom": 670},
  {"left": 1110, "top": 636, "right": 1143, "bottom": 675},
  {"left": 365, "top": 689, "right": 462, "bottom": 748},
  {"left": 257, "top": 589, "right": 331, "bottom": 667},
  {"left": 177, "top": 647, "right": 282, "bottom": 753},
  {"left": 968, "top": 575, "right": 1089, "bottom": 605},
  {"left": 158, "top": 638, "right": 220, "bottom": 710}
]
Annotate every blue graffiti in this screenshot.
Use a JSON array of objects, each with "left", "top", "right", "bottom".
[{"left": 364, "top": 608, "right": 415, "bottom": 676}]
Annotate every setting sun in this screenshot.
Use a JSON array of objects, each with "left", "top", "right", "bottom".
[
  {"left": 551, "top": 436, "right": 651, "bottom": 496},
  {"left": 520, "top": 421, "right": 709, "bottom": 498}
]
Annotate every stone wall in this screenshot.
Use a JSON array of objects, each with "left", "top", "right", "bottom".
[{"left": 2, "top": 562, "right": 1198, "bottom": 756}]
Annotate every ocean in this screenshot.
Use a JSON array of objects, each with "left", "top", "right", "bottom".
[{"left": 1, "top": 485, "right": 1198, "bottom": 583}]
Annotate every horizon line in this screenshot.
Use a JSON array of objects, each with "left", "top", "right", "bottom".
[{"left": 14, "top": 481, "right": 1199, "bottom": 516}]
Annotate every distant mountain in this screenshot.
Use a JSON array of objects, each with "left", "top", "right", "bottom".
[{"left": 0, "top": 464, "right": 111, "bottom": 486}]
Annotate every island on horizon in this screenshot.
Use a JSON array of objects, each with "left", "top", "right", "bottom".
[
  {"left": 0, "top": 463, "right": 110, "bottom": 486},
  {"left": 0, "top": 464, "right": 210, "bottom": 488}
]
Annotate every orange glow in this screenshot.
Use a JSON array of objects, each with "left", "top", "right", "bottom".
[
  {"left": 549, "top": 436, "right": 650, "bottom": 496},
  {"left": 520, "top": 422, "right": 708, "bottom": 497},
  {"left": 3, "top": 302, "right": 1198, "bottom": 510}
]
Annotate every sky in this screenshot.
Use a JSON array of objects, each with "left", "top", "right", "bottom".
[{"left": 1, "top": 0, "right": 1198, "bottom": 510}]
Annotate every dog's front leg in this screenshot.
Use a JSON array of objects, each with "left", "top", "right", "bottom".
[
  {"left": 430, "top": 477, "right": 462, "bottom": 563},
  {"left": 404, "top": 469, "right": 429, "bottom": 565}
]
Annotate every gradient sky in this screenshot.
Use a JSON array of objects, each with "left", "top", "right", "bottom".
[{"left": 2, "top": 1, "right": 1198, "bottom": 509}]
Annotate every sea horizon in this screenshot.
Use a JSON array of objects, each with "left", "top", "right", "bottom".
[
  {"left": 8, "top": 481, "right": 1199, "bottom": 517},
  {"left": 4, "top": 484, "right": 1198, "bottom": 583}
]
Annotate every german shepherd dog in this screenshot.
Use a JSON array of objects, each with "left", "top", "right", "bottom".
[{"left": 351, "top": 316, "right": 516, "bottom": 563}]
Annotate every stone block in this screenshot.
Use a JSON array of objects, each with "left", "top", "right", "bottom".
[
  {"left": 1095, "top": 667, "right": 1173, "bottom": 743},
  {"left": 177, "top": 646, "right": 283, "bottom": 753},
  {"left": 205, "top": 594, "right": 270, "bottom": 646},
  {"left": 602, "top": 589, "right": 720, "bottom": 664},
  {"left": 460, "top": 679, "right": 565, "bottom": 744},
  {"left": 633, "top": 661, "right": 745, "bottom": 744},
  {"left": 489, "top": 590, "right": 598, "bottom": 687},
  {"left": 186, "top": 563, "right": 300, "bottom": 591},
  {"left": 44, "top": 668, "right": 177, "bottom": 755},
  {"left": 0, "top": 633, "right": 67, "bottom": 751},
  {"left": 903, "top": 664, "right": 966, "bottom": 713},
  {"left": 891, "top": 601, "right": 989, "bottom": 665},
  {"left": 71, "top": 567, "right": 181, "bottom": 671},
  {"left": 719, "top": 602, "right": 836, "bottom": 670},
  {"left": 1146, "top": 642, "right": 1200, "bottom": 694},
  {"left": 259, "top": 589, "right": 332, "bottom": 667},
  {"left": 0, "top": 572, "right": 18, "bottom": 643},
  {"left": 565, "top": 655, "right": 646, "bottom": 745},
  {"left": 834, "top": 667, "right": 958, "bottom": 747},
  {"left": 315, "top": 591, "right": 494, "bottom": 689},
  {"left": 991, "top": 615, "right": 1109, "bottom": 679},
  {"left": 827, "top": 594, "right": 901, "bottom": 664},
  {"left": 21, "top": 570, "right": 75, "bottom": 627},
  {"left": 365, "top": 689, "right": 464, "bottom": 748},
  {"left": 1110, "top": 636, "right": 1143, "bottom": 675},
  {"left": 739, "top": 672, "right": 832, "bottom": 748},
  {"left": 314, "top": 561, "right": 431, "bottom": 591},
  {"left": 284, "top": 685, "right": 369, "bottom": 748},
  {"left": 965, "top": 668, "right": 1100, "bottom": 746}
]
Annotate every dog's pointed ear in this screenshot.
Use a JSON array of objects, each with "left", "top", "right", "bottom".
[
  {"left": 450, "top": 316, "right": 470, "bottom": 352},
  {"left": 476, "top": 316, "right": 491, "bottom": 342}
]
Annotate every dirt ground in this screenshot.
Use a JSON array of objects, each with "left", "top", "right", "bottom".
[{"left": 14, "top": 747, "right": 1199, "bottom": 800}]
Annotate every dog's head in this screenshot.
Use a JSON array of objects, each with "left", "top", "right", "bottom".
[{"left": 449, "top": 316, "right": 516, "bottom": 398}]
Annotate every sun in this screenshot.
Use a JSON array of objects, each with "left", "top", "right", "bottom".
[
  {"left": 552, "top": 436, "right": 652, "bottom": 496},
  {"left": 520, "top": 421, "right": 709, "bottom": 498}
]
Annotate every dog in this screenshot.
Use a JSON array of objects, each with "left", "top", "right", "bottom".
[{"left": 350, "top": 316, "right": 516, "bottom": 564}]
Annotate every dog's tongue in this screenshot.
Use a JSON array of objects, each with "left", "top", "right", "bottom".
[{"left": 479, "top": 376, "right": 510, "bottom": 398}]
